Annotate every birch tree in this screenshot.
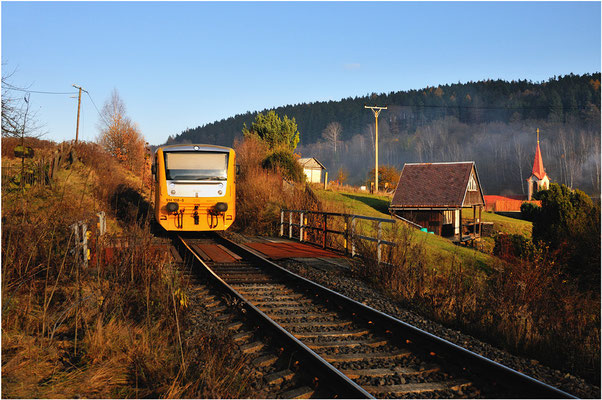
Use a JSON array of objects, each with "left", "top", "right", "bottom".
[{"left": 322, "top": 121, "right": 342, "bottom": 154}]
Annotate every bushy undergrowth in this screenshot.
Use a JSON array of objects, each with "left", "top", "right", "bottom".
[
  {"left": 353, "top": 223, "right": 600, "bottom": 383},
  {"left": 233, "top": 136, "right": 319, "bottom": 235},
  {"left": 2, "top": 140, "right": 252, "bottom": 398},
  {"left": 261, "top": 149, "right": 305, "bottom": 183}
]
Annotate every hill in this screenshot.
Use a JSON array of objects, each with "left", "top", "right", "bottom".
[{"left": 167, "top": 73, "right": 601, "bottom": 195}]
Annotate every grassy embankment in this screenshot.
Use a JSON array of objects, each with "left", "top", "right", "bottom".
[
  {"left": 313, "top": 188, "right": 524, "bottom": 272},
  {"left": 1, "top": 138, "right": 254, "bottom": 398},
  {"left": 311, "top": 187, "right": 599, "bottom": 384}
]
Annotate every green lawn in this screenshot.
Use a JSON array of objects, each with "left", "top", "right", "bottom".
[
  {"left": 481, "top": 211, "right": 532, "bottom": 237},
  {"left": 314, "top": 188, "right": 496, "bottom": 273}
]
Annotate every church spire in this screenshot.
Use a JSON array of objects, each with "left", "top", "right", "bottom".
[{"left": 532, "top": 128, "right": 546, "bottom": 180}]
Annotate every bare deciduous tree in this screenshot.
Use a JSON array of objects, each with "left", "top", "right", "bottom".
[
  {"left": 513, "top": 134, "right": 527, "bottom": 194},
  {"left": 322, "top": 121, "right": 342, "bottom": 154},
  {"left": 1, "top": 67, "right": 44, "bottom": 138},
  {"left": 97, "top": 89, "right": 146, "bottom": 175}
]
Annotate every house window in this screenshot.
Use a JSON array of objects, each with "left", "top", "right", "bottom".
[{"left": 468, "top": 174, "right": 477, "bottom": 191}]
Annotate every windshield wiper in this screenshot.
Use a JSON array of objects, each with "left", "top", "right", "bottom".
[{"left": 199, "top": 176, "right": 227, "bottom": 181}]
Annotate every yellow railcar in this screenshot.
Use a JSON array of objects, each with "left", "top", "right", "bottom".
[{"left": 152, "top": 144, "right": 236, "bottom": 231}]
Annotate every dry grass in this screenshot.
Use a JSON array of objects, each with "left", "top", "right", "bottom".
[
  {"left": 353, "top": 222, "right": 600, "bottom": 383},
  {"left": 1, "top": 139, "right": 253, "bottom": 398}
]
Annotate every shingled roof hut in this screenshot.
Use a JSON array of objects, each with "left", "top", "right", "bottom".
[{"left": 389, "top": 162, "right": 485, "bottom": 242}]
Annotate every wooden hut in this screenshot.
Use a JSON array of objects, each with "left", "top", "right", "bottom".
[
  {"left": 389, "top": 162, "right": 485, "bottom": 242},
  {"left": 298, "top": 157, "right": 326, "bottom": 183}
]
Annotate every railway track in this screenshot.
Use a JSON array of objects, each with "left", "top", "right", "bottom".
[{"left": 174, "top": 232, "right": 575, "bottom": 399}]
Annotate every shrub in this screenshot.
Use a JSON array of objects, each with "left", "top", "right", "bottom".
[
  {"left": 529, "top": 183, "right": 601, "bottom": 289},
  {"left": 493, "top": 233, "right": 535, "bottom": 261},
  {"left": 520, "top": 201, "right": 540, "bottom": 221},
  {"left": 262, "top": 150, "right": 306, "bottom": 183}
]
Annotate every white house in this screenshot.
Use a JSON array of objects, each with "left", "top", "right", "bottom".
[{"left": 298, "top": 157, "right": 326, "bottom": 183}]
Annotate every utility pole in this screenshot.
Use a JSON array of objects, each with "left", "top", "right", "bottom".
[
  {"left": 72, "top": 84, "right": 87, "bottom": 143},
  {"left": 20, "top": 93, "right": 30, "bottom": 190},
  {"left": 365, "top": 105, "right": 387, "bottom": 192}
]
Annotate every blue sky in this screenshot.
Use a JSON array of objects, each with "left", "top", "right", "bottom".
[{"left": 2, "top": 1, "right": 600, "bottom": 145}]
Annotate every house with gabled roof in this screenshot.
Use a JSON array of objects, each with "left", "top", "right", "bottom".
[
  {"left": 389, "top": 161, "right": 485, "bottom": 242},
  {"left": 298, "top": 157, "right": 326, "bottom": 183}
]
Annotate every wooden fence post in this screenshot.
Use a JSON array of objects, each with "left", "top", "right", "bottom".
[
  {"left": 289, "top": 211, "right": 293, "bottom": 239},
  {"left": 377, "top": 221, "right": 382, "bottom": 263},
  {"left": 351, "top": 217, "right": 356, "bottom": 257},
  {"left": 344, "top": 216, "right": 349, "bottom": 255},
  {"left": 322, "top": 213, "right": 327, "bottom": 249},
  {"left": 299, "top": 212, "right": 304, "bottom": 242},
  {"left": 280, "top": 210, "right": 284, "bottom": 237},
  {"left": 304, "top": 214, "right": 308, "bottom": 242}
]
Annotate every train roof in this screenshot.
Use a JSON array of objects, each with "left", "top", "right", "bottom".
[{"left": 156, "top": 144, "right": 232, "bottom": 153}]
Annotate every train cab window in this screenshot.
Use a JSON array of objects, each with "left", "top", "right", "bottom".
[{"left": 164, "top": 152, "right": 228, "bottom": 181}]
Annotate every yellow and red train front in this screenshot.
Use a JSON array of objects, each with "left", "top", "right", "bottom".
[{"left": 154, "top": 145, "right": 236, "bottom": 231}]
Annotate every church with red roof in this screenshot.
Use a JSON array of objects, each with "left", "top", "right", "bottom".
[{"left": 527, "top": 128, "right": 550, "bottom": 200}]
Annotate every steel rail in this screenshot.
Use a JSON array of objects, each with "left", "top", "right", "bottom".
[
  {"left": 212, "top": 233, "right": 577, "bottom": 399},
  {"left": 174, "top": 234, "right": 374, "bottom": 399}
]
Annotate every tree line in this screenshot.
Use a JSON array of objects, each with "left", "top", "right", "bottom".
[
  {"left": 168, "top": 73, "right": 600, "bottom": 195},
  {"left": 168, "top": 73, "right": 600, "bottom": 147}
]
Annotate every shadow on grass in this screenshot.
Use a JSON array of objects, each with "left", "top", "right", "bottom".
[
  {"left": 110, "top": 184, "right": 151, "bottom": 226},
  {"left": 340, "top": 193, "right": 390, "bottom": 214}
]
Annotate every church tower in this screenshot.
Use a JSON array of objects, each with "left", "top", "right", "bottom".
[{"left": 527, "top": 128, "right": 550, "bottom": 200}]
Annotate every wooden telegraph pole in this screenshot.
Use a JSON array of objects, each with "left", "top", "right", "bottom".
[
  {"left": 72, "top": 84, "right": 87, "bottom": 143},
  {"left": 364, "top": 105, "right": 387, "bottom": 192}
]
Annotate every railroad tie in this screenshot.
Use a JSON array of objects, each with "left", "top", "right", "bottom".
[
  {"left": 264, "top": 369, "right": 295, "bottom": 386},
  {"left": 280, "top": 320, "right": 352, "bottom": 329},
  {"left": 278, "top": 386, "right": 314, "bottom": 399},
  {"left": 307, "top": 337, "right": 388, "bottom": 350},
  {"left": 363, "top": 379, "right": 471, "bottom": 396},
  {"left": 323, "top": 348, "right": 411, "bottom": 363},
  {"left": 240, "top": 341, "right": 266, "bottom": 354},
  {"left": 340, "top": 365, "right": 440, "bottom": 380},
  {"left": 232, "top": 331, "right": 254, "bottom": 343},
  {"left": 293, "top": 328, "right": 370, "bottom": 339},
  {"left": 252, "top": 354, "right": 278, "bottom": 368}
]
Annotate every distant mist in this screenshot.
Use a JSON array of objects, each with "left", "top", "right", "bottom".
[{"left": 297, "top": 116, "right": 600, "bottom": 196}]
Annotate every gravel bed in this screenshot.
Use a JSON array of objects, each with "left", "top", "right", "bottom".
[{"left": 278, "top": 257, "right": 600, "bottom": 399}]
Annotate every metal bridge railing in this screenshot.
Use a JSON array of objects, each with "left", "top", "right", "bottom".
[{"left": 280, "top": 209, "right": 395, "bottom": 263}]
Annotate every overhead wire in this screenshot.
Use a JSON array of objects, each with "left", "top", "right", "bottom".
[
  {"left": 3, "top": 84, "right": 77, "bottom": 95},
  {"left": 85, "top": 91, "right": 111, "bottom": 128}
]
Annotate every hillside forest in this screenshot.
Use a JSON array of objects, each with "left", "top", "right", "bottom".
[{"left": 167, "top": 73, "right": 601, "bottom": 195}]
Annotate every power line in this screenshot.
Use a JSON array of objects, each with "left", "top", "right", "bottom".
[
  {"left": 366, "top": 103, "right": 592, "bottom": 111},
  {"left": 85, "top": 91, "right": 111, "bottom": 127},
  {"left": 4, "top": 84, "right": 77, "bottom": 95}
]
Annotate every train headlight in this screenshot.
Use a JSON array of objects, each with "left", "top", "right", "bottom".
[
  {"left": 215, "top": 202, "right": 228, "bottom": 212},
  {"left": 166, "top": 202, "right": 179, "bottom": 213}
]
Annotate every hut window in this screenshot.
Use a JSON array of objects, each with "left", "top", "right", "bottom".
[{"left": 468, "top": 174, "right": 477, "bottom": 191}]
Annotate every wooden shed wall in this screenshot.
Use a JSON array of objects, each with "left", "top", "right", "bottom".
[
  {"left": 463, "top": 165, "right": 485, "bottom": 207},
  {"left": 397, "top": 210, "right": 443, "bottom": 235}
]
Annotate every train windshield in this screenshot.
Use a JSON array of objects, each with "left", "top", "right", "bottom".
[{"left": 164, "top": 151, "right": 228, "bottom": 181}]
